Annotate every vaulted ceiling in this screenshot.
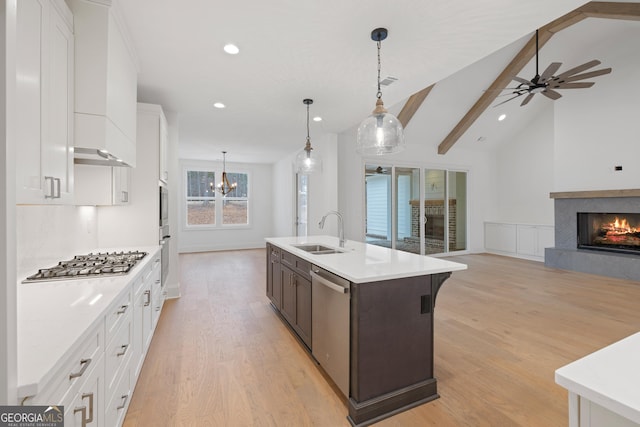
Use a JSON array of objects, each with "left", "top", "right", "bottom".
[{"left": 117, "top": 0, "right": 640, "bottom": 163}]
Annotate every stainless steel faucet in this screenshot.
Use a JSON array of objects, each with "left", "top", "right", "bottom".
[{"left": 319, "top": 211, "right": 345, "bottom": 247}]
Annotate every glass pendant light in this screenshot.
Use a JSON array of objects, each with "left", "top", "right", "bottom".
[
  {"left": 356, "top": 28, "right": 405, "bottom": 155},
  {"left": 295, "top": 98, "right": 322, "bottom": 174}
]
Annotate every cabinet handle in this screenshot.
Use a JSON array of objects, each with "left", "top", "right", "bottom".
[
  {"left": 116, "top": 344, "right": 129, "bottom": 357},
  {"left": 117, "top": 394, "right": 129, "bottom": 410},
  {"left": 82, "top": 393, "right": 94, "bottom": 424},
  {"left": 69, "top": 358, "right": 92, "bottom": 380},
  {"left": 116, "top": 304, "right": 129, "bottom": 315},
  {"left": 44, "top": 176, "right": 55, "bottom": 199},
  {"left": 121, "top": 190, "right": 128, "bottom": 203},
  {"left": 155, "top": 279, "right": 161, "bottom": 285},
  {"left": 144, "top": 290, "right": 151, "bottom": 306},
  {"left": 73, "top": 406, "right": 87, "bottom": 427},
  {"left": 54, "top": 177, "right": 61, "bottom": 198}
]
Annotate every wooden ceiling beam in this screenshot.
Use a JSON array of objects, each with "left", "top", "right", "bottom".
[
  {"left": 580, "top": 2, "right": 640, "bottom": 21},
  {"left": 436, "top": 1, "right": 640, "bottom": 155},
  {"left": 397, "top": 85, "right": 434, "bottom": 128}
]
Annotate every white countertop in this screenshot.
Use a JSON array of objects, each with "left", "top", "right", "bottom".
[
  {"left": 555, "top": 331, "right": 640, "bottom": 424},
  {"left": 17, "top": 245, "right": 161, "bottom": 398},
  {"left": 265, "top": 236, "right": 467, "bottom": 283}
]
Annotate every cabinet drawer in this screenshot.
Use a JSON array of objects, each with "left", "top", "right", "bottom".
[
  {"left": 281, "top": 250, "right": 311, "bottom": 278},
  {"left": 105, "top": 364, "right": 131, "bottom": 427},
  {"left": 105, "top": 289, "right": 132, "bottom": 344},
  {"left": 105, "top": 313, "right": 132, "bottom": 401},
  {"left": 29, "top": 322, "right": 103, "bottom": 406},
  {"left": 64, "top": 354, "right": 104, "bottom": 427}
]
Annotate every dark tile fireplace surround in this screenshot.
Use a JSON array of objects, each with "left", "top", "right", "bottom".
[{"left": 545, "top": 189, "right": 640, "bottom": 282}]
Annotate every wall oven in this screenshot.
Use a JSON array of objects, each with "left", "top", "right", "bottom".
[{"left": 159, "top": 185, "right": 170, "bottom": 287}]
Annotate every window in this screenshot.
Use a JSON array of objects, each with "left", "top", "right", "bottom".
[
  {"left": 186, "top": 170, "right": 215, "bottom": 226},
  {"left": 184, "top": 168, "right": 249, "bottom": 228}
]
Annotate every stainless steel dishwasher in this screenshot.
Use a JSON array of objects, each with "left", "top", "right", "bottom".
[{"left": 311, "top": 265, "right": 350, "bottom": 397}]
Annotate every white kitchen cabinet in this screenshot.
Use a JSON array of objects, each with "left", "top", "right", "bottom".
[
  {"left": 159, "top": 112, "right": 169, "bottom": 183},
  {"left": 68, "top": 0, "right": 138, "bottom": 166},
  {"left": 132, "top": 253, "right": 160, "bottom": 380},
  {"left": 65, "top": 354, "right": 104, "bottom": 427},
  {"left": 74, "top": 164, "right": 131, "bottom": 205},
  {"left": 16, "top": 0, "right": 74, "bottom": 204},
  {"left": 485, "top": 222, "right": 554, "bottom": 262}
]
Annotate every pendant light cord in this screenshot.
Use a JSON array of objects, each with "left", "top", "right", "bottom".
[{"left": 376, "top": 40, "right": 382, "bottom": 99}]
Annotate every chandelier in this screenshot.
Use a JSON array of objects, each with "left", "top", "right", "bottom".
[{"left": 216, "top": 151, "right": 237, "bottom": 196}]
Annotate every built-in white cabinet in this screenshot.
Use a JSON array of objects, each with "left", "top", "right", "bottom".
[
  {"left": 68, "top": 0, "right": 138, "bottom": 166},
  {"left": 485, "top": 222, "right": 555, "bottom": 262},
  {"left": 159, "top": 113, "right": 169, "bottom": 183},
  {"left": 21, "top": 249, "right": 163, "bottom": 427},
  {"left": 74, "top": 164, "right": 131, "bottom": 206},
  {"left": 16, "top": 0, "right": 74, "bottom": 205}
]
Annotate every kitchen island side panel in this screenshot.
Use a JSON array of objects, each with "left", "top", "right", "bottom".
[{"left": 350, "top": 275, "right": 434, "bottom": 402}]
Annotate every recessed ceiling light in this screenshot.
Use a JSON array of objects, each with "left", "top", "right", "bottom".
[
  {"left": 223, "top": 44, "right": 239, "bottom": 55},
  {"left": 498, "top": 114, "right": 507, "bottom": 121},
  {"left": 213, "top": 102, "right": 226, "bottom": 109},
  {"left": 313, "top": 116, "right": 322, "bottom": 122}
]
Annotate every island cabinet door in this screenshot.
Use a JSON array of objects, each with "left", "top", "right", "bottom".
[
  {"left": 293, "top": 274, "right": 312, "bottom": 348},
  {"left": 350, "top": 275, "right": 435, "bottom": 403},
  {"left": 266, "top": 244, "right": 282, "bottom": 309},
  {"left": 280, "top": 266, "right": 296, "bottom": 326}
]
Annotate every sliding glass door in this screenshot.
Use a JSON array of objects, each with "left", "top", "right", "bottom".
[{"left": 365, "top": 163, "right": 467, "bottom": 255}]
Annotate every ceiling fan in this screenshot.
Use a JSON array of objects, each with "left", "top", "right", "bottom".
[{"left": 495, "top": 30, "right": 612, "bottom": 107}]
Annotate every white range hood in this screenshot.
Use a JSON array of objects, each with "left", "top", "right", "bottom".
[{"left": 68, "top": 0, "right": 138, "bottom": 167}]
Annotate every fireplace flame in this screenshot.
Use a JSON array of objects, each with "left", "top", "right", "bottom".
[{"left": 605, "top": 217, "right": 638, "bottom": 235}]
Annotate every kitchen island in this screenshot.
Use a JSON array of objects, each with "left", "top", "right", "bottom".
[
  {"left": 555, "top": 332, "right": 640, "bottom": 427},
  {"left": 265, "top": 236, "right": 467, "bottom": 426}
]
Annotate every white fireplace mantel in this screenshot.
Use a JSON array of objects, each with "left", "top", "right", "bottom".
[{"left": 550, "top": 189, "right": 640, "bottom": 199}]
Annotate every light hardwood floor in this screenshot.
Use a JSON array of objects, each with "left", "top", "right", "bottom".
[{"left": 124, "top": 250, "right": 640, "bottom": 426}]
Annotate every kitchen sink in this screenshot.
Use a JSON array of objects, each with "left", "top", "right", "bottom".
[{"left": 293, "top": 244, "right": 345, "bottom": 255}]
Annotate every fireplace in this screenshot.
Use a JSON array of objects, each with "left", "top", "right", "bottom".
[
  {"left": 577, "top": 212, "right": 640, "bottom": 254},
  {"left": 545, "top": 190, "right": 640, "bottom": 282}
]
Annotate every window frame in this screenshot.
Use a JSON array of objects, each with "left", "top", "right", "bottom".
[{"left": 182, "top": 164, "right": 251, "bottom": 230}]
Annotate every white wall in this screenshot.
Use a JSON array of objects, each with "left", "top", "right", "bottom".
[
  {"left": 337, "top": 122, "right": 495, "bottom": 254},
  {"left": 493, "top": 106, "right": 555, "bottom": 225},
  {"left": 271, "top": 133, "right": 339, "bottom": 239},
  {"left": 165, "top": 110, "right": 180, "bottom": 297},
  {"left": 178, "top": 159, "right": 273, "bottom": 252},
  {"left": 16, "top": 205, "right": 99, "bottom": 278},
  {"left": 553, "top": 27, "right": 640, "bottom": 192}
]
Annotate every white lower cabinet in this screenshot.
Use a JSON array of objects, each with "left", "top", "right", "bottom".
[
  {"left": 21, "top": 248, "right": 164, "bottom": 427},
  {"left": 66, "top": 355, "right": 104, "bottom": 427},
  {"left": 485, "top": 222, "right": 555, "bottom": 262}
]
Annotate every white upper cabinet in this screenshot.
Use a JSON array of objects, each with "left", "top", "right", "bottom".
[
  {"left": 67, "top": 0, "right": 138, "bottom": 167},
  {"left": 16, "top": 0, "right": 74, "bottom": 204},
  {"left": 137, "top": 103, "right": 168, "bottom": 184},
  {"left": 159, "top": 112, "right": 168, "bottom": 184}
]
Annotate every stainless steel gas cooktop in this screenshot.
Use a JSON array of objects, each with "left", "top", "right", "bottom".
[{"left": 23, "top": 251, "right": 147, "bottom": 283}]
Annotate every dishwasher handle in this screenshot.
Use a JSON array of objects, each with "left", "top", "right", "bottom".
[{"left": 311, "top": 271, "right": 349, "bottom": 294}]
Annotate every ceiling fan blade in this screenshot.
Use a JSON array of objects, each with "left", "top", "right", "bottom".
[
  {"left": 512, "top": 76, "right": 532, "bottom": 86},
  {"left": 562, "top": 68, "right": 611, "bottom": 83},
  {"left": 542, "top": 89, "right": 562, "bottom": 100},
  {"left": 552, "top": 82, "right": 595, "bottom": 89},
  {"left": 493, "top": 93, "right": 524, "bottom": 107},
  {"left": 520, "top": 93, "right": 535, "bottom": 106},
  {"left": 495, "top": 90, "right": 527, "bottom": 98},
  {"left": 538, "top": 62, "right": 562, "bottom": 83},
  {"left": 555, "top": 60, "right": 601, "bottom": 80}
]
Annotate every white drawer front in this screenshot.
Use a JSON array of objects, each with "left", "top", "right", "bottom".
[
  {"left": 30, "top": 323, "right": 103, "bottom": 406},
  {"left": 105, "top": 289, "right": 132, "bottom": 345},
  {"left": 105, "top": 313, "right": 132, "bottom": 401},
  {"left": 105, "top": 365, "right": 131, "bottom": 427}
]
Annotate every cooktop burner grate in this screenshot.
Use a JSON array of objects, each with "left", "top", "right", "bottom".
[{"left": 23, "top": 251, "right": 147, "bottom": 283}]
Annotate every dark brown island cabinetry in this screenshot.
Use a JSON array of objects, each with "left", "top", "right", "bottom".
[
  {"left": 266, "top": 243, "right": 312, "bottom": 348},
  {"left": 265, "top": 239, "right": 460, "bottom": 427}
]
